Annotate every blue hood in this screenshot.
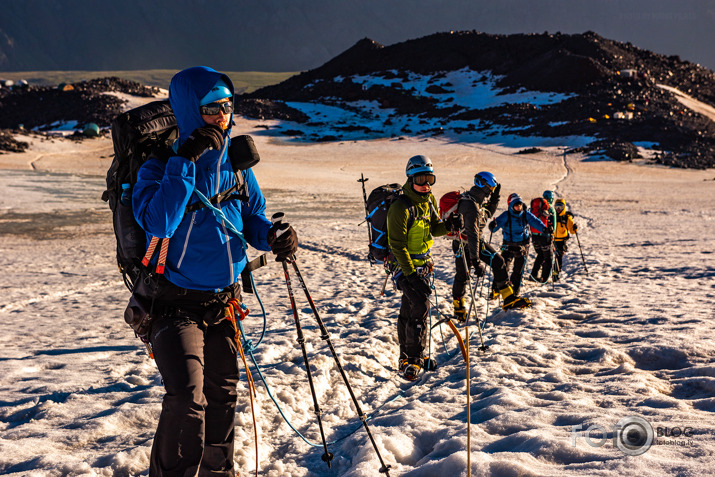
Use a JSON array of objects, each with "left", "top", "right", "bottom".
[{"left": 169, "top": 66, "right": 234, "bottom": 143}]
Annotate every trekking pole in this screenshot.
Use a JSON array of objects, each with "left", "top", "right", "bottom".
[
  {"left": 272, "top": 214, "right": 334, "bottom": 469},
  {"left": 466, "top": 321, "right": 472, "bottom": 477},
  {"left": 379, "top": 271, "right": 390, "bottom": 297},
  {"left": 551, "top": 250, "right": 560, "bottom": 290},
  {"left": 574, "top": 230, "right": 589, "bottom": 276},
  {"left": 273, "top": 213, "right": 392, "bottom": 475},
  {"left": 458, "top": 239, "right": 488, "bottom": 352},
  {"left": 451, "top": 233, "right": 473, "bottom": 476},
  {"left": 358, "top": 174, "right": 372, "bottom": 244}
]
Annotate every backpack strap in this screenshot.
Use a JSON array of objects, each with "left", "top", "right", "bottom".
[
  {"left": 141, "top": 236, "right": 170, "bottom": 275},
  {"left": 398, "top": 194, "right": 416, "bottom": 230},
  {"left": 185, "top": 170, "right": 249, "bottom": 213}
]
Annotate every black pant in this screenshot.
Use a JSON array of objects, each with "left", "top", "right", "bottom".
[
  {"left": 397, "top": 274, "right": 430, "bottom": 360},
  {"left": 497, "top": 242, "right": 529, "bottom": 296},
  {"left": 452, "top": 240, "right": 509, "bottom": 300},
  {"left": 531, "top": 235, "right": 553, "bottom": 282},
  {"left": 148, "top": 287, "right": 240, "bottom": 477},
  {"left": 554, "top": 239, "right": 568, "bottom": 272}
]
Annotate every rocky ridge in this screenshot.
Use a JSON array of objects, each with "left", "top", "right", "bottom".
[
  {"left": 245, "top": 31, "right": 715, "bottom": 169},
  {"left": 2, "top": 31, "right": 715, "bottom": 168}
]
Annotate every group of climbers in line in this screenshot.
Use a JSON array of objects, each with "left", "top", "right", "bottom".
[{"left": 385, "top": 154, "right": 579, "bottom": 381}]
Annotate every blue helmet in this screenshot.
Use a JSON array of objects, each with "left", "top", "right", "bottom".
[
  {"left": 406, "top": 155, "right": 434, "bottom": 177},
  {"left": 543, "top": 190, "right": 555, "bottom": 204},
  {"left": 474, "top": 171, "right": 497, "bottom": 190}
]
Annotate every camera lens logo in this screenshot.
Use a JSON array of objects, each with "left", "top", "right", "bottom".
[{"left": 616, "top": 416, "right": 654, "bottom": 456}]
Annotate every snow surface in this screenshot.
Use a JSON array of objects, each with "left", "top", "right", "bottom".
[{"left": 1, "top": 91, "right": 714, "bottom": 476}]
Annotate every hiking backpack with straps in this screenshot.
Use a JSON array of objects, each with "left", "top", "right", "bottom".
[
  {"left": 529, "top": 197, "right": 550, "bottom": 234},
  {"left": 102, "top": 100, "right": 261, "bottom": 293},
  {"left": 438, "top": 190, "right": 467, "bottom": 241},
  {"left": 365, "top": 183, "right": 414, "bottom": 263},
  {"left": 102, "top": 100, "right": 179, "bottom": 292}
]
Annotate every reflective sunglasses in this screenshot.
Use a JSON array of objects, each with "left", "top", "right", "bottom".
[
  {"left": 200, "top": 100, "right": 234, "bottom": 115},
  {"left": 413, "top": 173, "right": 436, "bottom": 186},
  {"left": 555, "top": 204, "right": 565, "bottom": 211}
]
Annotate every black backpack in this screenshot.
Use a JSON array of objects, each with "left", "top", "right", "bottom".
[
  {"left": 102, "top": 100, "right": 178, "bottom": 292},
  {"left": 102, "top": 100, "right": 265, "bottom": 295},
  {"left": 365, "top": 184, "right": 414, "bottom": 263}
]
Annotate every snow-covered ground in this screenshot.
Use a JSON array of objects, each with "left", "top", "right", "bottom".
[{"left": 1, "top": 103, "right": 714, "bottom": 476}]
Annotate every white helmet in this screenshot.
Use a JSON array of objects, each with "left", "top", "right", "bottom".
[{"left": 405, "top": 155, "right": 434, "bottom": 177}]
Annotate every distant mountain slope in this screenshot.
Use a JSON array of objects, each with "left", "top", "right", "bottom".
[{"left": 244, "top": 31, "right": 715, "bottom": 168}]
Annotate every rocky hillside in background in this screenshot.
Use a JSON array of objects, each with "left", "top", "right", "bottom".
[
  {"left": 2, "top": 31, "right": 715, "bottom": 169},
  {"left": 245, "top": 31, "right": 715, "bottom": 168}
]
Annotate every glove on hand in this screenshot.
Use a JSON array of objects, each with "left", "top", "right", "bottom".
[
  {"left": 573, "top": 223, "right": 578, "bottom": 232},
  {"left": 268, "top": 222, "right": 299, "bottom": 261},
  {"left": 493, "top": 182, "right": 501, "bottom": 197},
  {"left": 177, "top": 124, "right": 224, "bottom": 162},
  {"left": 447, "top": 212, "right": 464, "bottom": 231},
  {"left": 488, "top": 220, "right": 497, "bottom": 231},
  {"left": 406, "top": 272, "right": 432, "bottom": 296},
  {"left": 471, "top": 259, "right": 485, "bottom": 277}
]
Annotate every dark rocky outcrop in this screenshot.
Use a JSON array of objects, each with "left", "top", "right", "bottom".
[{"left": 246, "top": 31, "right": 715, "bottom": 168}]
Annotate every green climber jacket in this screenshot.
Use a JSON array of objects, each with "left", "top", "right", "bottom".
[{"left": 387, "top": 182, "right": 448, "bottom": 276}]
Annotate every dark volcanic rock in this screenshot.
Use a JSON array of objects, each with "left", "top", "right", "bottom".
[
  {"left": 246, "top": 30, "right": 715, "bottom": 168},
  {"left": 0, "top": 77, "right": 160, "bottom": 145},
  {"left": 0, "top": 129, "right": 29, "bottom": 153},
  {"left": 234, "top": 98, "right": 309, "bottom": 123}
]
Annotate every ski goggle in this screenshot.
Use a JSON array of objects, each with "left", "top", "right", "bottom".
[
  {"left": 555, "top": 203, "right": 565, "bottom": 211},
  {"left": 413, "top": 173, "right": 436, "bottom": 186},
  {"left": 200, "top": 100, "right": 234, "bottom": 115}
]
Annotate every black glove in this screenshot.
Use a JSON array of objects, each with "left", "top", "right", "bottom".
[
  {"left": 493, "top": 182, "right": 501, "bottom": 197},
  {"left": 573, "top": 223, "right": 578, "bottom": 232},
  {"left": 471, "top": 259, "right": 485, "bottom": 277},
  {"left": 447, "top": 212, "right": 464, "bottom": 231},
  {"left": 406, "top": 272, "right": 432, "bottom": 296},
  {"left": 488, "top": 220, "right": 497, "bottom": 231},
  {"left": 177, "top": 124, "right": 224, "bottom": 162},
  {"left": 268, "top": 222, "right": 298, "bottom": 261}
]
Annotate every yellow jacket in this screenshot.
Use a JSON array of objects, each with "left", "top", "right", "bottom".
[{"left": 554, "top": 202, "right": 576, "bottom": 241}]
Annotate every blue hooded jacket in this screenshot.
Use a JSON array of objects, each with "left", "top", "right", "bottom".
[
  {"left": 492, "top": 194, "right": 546, "bottom": 244},
  {"left": 133, "top": 66, "right": 272, "bottom": 291}
]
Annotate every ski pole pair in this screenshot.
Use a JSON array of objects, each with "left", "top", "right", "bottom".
[{"left": 272, "top": 212, "right": 392, "bottom": 475}]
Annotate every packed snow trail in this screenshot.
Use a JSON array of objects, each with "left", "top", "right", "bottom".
[{"left": 1, "top": 139, "right": 714, "bottom": 476}]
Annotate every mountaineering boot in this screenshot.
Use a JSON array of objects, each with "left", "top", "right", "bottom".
[
  {"left": 401, "top": 357, "right": 424, "bottom": 381},
  {"left": 423, "top": 357, "right": 437, "bottom": 371},
  {"left": 398, "top": 358, "right": 409, "bottom": 373},
  {"left": 488, "top": 288, "right": 499, "bottom": 301},
  {"left": 453, "top": 298, "right": 467, "bottom": 322},
  {"left": 552, "top": 271, "right": 560, "bottom": 282},
  {"left": 403, "top": 363, "right": 422, "bottom": 381},
  {"left": 499, "top": 285, "right": 531, "bottom": 310}
]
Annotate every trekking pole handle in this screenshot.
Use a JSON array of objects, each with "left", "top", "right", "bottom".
[
  {"left": 270, "top": 212, "right": 290, "bottom": 239},
  {"left": 271, "top": 212, "right": 285, "bottom": 225}
]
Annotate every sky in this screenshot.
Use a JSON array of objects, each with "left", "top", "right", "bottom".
[{"left": 1, "top": 0, "right": 715, "bottom": 72}]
